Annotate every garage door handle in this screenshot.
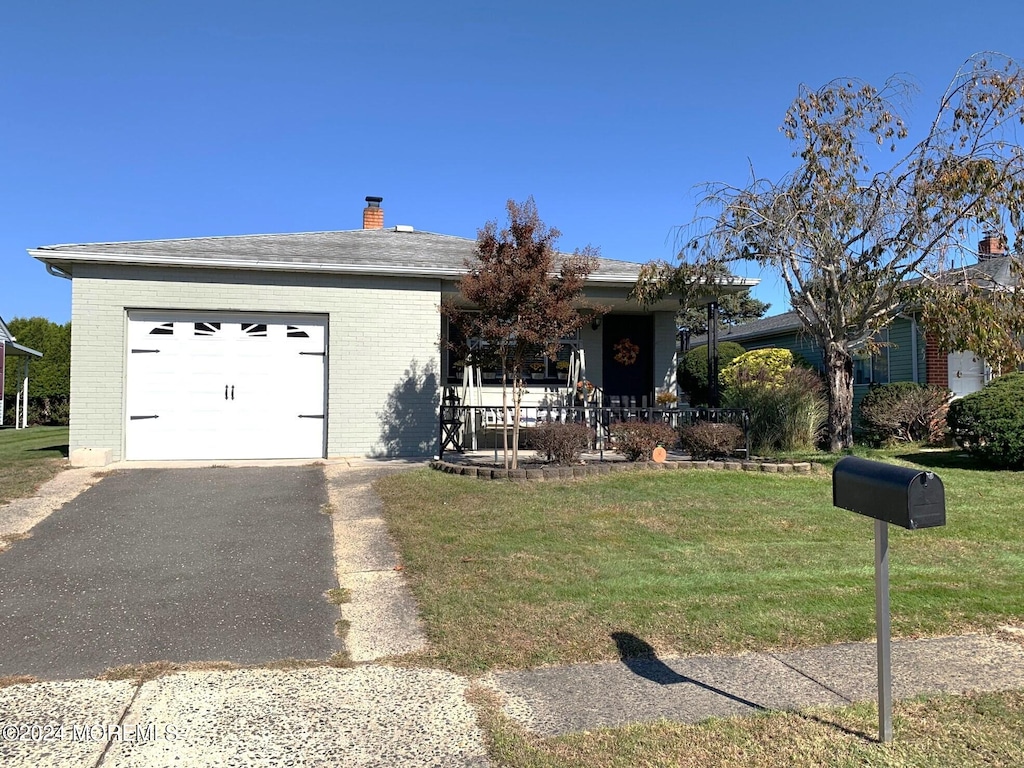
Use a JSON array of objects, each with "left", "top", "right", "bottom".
[
  {"left": 130, "top": 415, "right": 160, "bottom": 420},
  {"left": 298, "top": 414, "right": 325, "bottom": 419}
]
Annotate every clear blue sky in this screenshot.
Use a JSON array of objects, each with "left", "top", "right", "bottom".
[{"left": 3, "top": 0, "right": 1021, "bottom": 323}]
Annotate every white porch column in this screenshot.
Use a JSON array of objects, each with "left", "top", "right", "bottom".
[{"left": 19, "top": 357, "right": 29, "bottom": 429}]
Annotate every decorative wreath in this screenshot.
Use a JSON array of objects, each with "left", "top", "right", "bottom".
[{"left": 613, "top": 337, "right": 640, "bottom": 366}]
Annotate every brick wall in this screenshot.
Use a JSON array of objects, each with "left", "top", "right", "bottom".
[
  {"left": 923, "top": 333, "right": 948, "bottom": 387},
  {"left": 70, "top": 264, "right": 442, "bottom": 460}
]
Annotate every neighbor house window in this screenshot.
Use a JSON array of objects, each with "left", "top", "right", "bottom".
[{"left": 853, "top": 329, "right": 889, "bottom": 385}]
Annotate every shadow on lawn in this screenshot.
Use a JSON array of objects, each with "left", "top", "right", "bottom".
[
  {"left": 29, "top": 444, "right": 69, "bottom": 458},
  {"left": 894, "top": 449, "right": 1000, "bottom": 472},
  {"left": 611, "top": 631, "right": 875, "bottom": 742}
]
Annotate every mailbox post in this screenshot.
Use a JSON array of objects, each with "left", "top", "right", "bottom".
[{"left": 832, "top": 456, "right": 946, "bottom": 743}]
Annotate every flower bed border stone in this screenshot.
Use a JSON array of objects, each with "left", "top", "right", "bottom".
[{"left": 429, "top": 458, "right": 822, "bottom": 481}]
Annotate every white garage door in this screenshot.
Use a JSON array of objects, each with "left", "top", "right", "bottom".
[{"left": 126, "top": 312, "right": 326, "bottom": 460}]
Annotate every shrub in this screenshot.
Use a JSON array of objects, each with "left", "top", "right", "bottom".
[
  {"left": 531, "top": 421, "right": 594, "bottom": 465},
  {"left": 859, "top": 383, "right": 952, "bottom": 445},
  {"left": 610, "top": 421, "right": 679, "bottom": 461},
  {"left": 678, "top": 342, "right": 746, "bottom": 406},
  {"left": 723, "top": 364, "right": 826, "bottom": 454},
  {"left": 2, "top": 395, "right": 70, "bottom": 427},
  {"left": 720, "top": 348, "right": 794, "bottom": 391},
  {"left": 680, "top": 421, "right": 744, "bottom": 459},
  {"left": 947, "top": 372, "right": 1024, "bottom": 469}
]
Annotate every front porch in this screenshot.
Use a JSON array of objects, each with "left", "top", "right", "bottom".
[
  {"left": 1, "top": 316, "right": 43, "bottom": 429},
  {"left": 437, "top": 399, "right": 751, "bottom": 461}
]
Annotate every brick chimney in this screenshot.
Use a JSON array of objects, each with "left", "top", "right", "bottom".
[
  {"left": 978, "top": 230, "right": 1007, "bottom": 259},
  {"left": 362, "top": 196, "right": 384, "bottom": 230}
]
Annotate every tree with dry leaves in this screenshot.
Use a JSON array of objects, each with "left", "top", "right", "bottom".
[
  {"left": 441, "top": 197, "right": 601, "bottom": 469},
  {"left": 638, "top": 53, "right": 1024, "bottom": 450},
  {"left": 920, "top": 245, "right": 1024, "bottom": 377}
]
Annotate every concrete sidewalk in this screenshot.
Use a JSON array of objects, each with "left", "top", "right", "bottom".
[
  {"left": 0, "top": 666, "right": 489, "bottom": 767},
  {"left": 2, "top": 634, "right": 1024, "bottom": 766},
  {"left": 483, "top": 633, "right": 1024, "bottom": 737}
]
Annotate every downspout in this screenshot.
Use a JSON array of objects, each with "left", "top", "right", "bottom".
[{"left": 46, "top": 263, "right": 72, "bottom": 280}]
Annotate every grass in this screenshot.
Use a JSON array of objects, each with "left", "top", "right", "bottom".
[
  {"left": 0, "top": 426, "right": 69, "bottom": 505},
  {"left": 473, "top": 688, "right": 1024, "bottom": 767},
  {"left": 325, "top": 587, "right": 352, "bottom": 604},
  {"left": 376, "top": 448, "right": 1024, "bottom": 673}
]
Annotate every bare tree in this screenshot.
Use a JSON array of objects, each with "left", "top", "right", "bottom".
[
  {"left": 642, "top": 53, "right": 1024, "bottom": 450},
  {"left": 441, "top": 197, "right": 601, "bottom": 469}
]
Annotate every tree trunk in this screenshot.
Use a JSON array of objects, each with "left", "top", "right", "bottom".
[
  {"left": 511, "top": 373, "right": 522, "bottom": 471},
  {"left": 500, "top": 367, "right": 510, "bottom": 470},
  {"left": 824, "top": 344, "right": 855, "bottom": 452}
]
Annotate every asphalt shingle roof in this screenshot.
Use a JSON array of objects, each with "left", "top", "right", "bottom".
[
  {"left": 689, "top": 311, "right": 803, "bottom": 347},
  {"left": 32, "top": 228, "right": 645, "bottom": 280}
]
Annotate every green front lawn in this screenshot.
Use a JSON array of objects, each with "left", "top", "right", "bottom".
[
  {"left": 476, "top": 689, "right": 1024, "bottom": 768},
  {"left": 377, "top": 449, "right": 1023, "bottom": 673},
  {"left": 0, "top": 426, "right": 69, "bottom": 505}
]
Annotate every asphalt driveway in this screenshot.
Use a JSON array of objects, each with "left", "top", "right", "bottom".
[{"left": 0, "top": 466, "right": 339, "bottom": 680}]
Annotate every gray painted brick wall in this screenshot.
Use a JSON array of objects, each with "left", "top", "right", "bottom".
[{"left": 70, "top": 264, "right": 442, "bottom": 460}]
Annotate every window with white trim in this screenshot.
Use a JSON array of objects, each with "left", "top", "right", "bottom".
[
  {"left": 444, "top": 320, "right": 579, "bottom": 385},
  {"left": 853, "top": 329, "right": 889, "bottom": 385}
]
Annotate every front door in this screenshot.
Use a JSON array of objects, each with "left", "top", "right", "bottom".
[{"left": 602, "top": 314, "right": 654, "bottom": 404}]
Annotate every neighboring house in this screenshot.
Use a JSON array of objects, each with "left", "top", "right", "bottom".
[
  {"left": 696, "top": 311, "right": 925, "bottom": 418},
  {"left": 692, "top": 233, "right": 1018, "bottom": 414},
  {"left": 33, "top": 197, "right": 758, "bottom": 465},
  {"left": 1, "top": 315, "right": 43, "bottom": 429}
]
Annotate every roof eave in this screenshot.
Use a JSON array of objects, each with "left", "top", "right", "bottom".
[
  {"left": 5, "top": 341, "right": 43, "bottom": 358},
  {"left": 29, "top": 249, "right": 471, "bottom": 279},
  {"left": 30, "top": 249, "right": 759, "bottom": 294}
]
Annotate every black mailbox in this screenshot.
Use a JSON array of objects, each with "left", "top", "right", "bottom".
[{"left": 833, "top": 456, "right": 946, "bottom": 530}]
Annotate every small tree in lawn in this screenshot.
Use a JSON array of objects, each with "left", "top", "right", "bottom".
[
  {"left": 441, "top": 197, "right": 600, "bottom": 469},
  {"left": 636, "top": 53, "right": 1024, "bottom": 451}
]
